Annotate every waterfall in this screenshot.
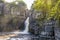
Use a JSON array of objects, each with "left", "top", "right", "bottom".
[
  {"left": 24, "top": 17, "right": 29, "bottom": 33},
  {"left": 13, "top": 17, "right": 29, "bottom": 34}
]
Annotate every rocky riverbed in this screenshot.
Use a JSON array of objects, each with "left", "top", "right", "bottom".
[
  {"left": 0, "top": 34, "right": 17, "bottom": 40},
  {"left": 0, "top": 33, "right": 39, "bottom": 40},
  {"left": 8, "top": 34, "right": 39, "bottom": 40}
]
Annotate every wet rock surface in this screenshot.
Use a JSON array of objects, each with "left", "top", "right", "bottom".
[
  {"left": 8, "top": 34, "right": 55, "bottom": 40},
  {"left": 29, "top": 20, "right": 40, "bottom": 35}
]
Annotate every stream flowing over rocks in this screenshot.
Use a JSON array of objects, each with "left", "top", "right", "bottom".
[
  {"left": 0, "top": 17, "right": 57, "bottom": 40},
  {"left": 7, "top": 17, "right": 55, "bottom": 40}
]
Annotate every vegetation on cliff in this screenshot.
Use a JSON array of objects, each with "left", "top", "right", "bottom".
[{"left": 32, "top": 0, "right": 60, "bottom": 27}]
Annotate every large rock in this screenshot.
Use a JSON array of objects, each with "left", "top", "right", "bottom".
[{"left": 29, "top": 20, "right": 40, "bottom": 35}]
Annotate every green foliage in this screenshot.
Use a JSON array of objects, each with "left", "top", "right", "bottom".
[{"left": 32, "top": 0, "right": 60, "bottom": 20}]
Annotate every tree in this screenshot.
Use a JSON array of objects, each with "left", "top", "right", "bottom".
[
  {"left": 0, "top": 0, "right": 27, "bottom": 32},
  {"left": 32, "top": 0, "right": 60, "bottom": 27},
  {"left": 32, "top": 0, "right": 60, "bottom": 20}
]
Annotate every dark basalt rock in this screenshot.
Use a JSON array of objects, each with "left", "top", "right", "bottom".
[{"left": 29, "top": 20, "right": 40, "bottom": 35}]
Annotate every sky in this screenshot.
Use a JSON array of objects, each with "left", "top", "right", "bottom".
[
  {"left": 23, "top": 0, "right": 34, "bottom": 10},
  {"left": 5, "top": 0, "right": 35, "bottom": 10}
]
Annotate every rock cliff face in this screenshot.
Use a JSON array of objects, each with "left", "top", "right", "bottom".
[
  {"left": 0, "top": 1, "right": 28, "bottom": 32},
  {"left": 29, "top": 19, "right": 40, "bottom": 35},
  {"left": 29, "top": 11, "right": 56, "bottom": 37}
]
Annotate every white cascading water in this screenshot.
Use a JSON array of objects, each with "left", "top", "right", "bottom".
[
  {"left": 13, "top": 17, "right": 29, "bottom": 34},
  {"left": 23, "top": 17, "right": 29, "bottom": 33}
]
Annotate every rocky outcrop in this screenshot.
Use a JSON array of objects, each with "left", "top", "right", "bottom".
[
  {"left": 29, "top": 19, "right": 40, "bottom": 35},
  {"left": 0, "top": 1, "right": 28, "bottom": 32}
]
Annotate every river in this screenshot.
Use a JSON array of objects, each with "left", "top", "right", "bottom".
[{"left": 8, "top": 34, "right": 39, "bottom": 40}]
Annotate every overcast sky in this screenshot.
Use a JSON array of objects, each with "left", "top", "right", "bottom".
[
  {"left": 23, "top": 0, "right": 34, "bottom": 10},
  {"left": 5, "top": 0, "right": 35, "bottom": 10}
]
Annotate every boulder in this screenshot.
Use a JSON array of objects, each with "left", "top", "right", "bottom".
[{"left": 29, "top": 20, "right": 40, "bottom": 35}]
